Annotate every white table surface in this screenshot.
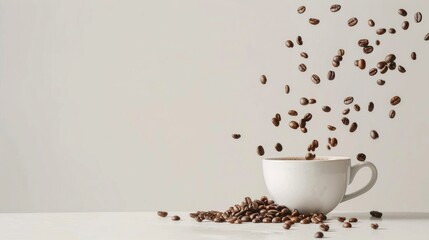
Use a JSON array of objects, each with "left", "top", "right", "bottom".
[{"left": 0, "top": 212, "right": 428, "bottom": 240}]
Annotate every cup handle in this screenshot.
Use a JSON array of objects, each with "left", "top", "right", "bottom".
[{"left": 341, "top": 161, "right": 378, "bottom": 203}]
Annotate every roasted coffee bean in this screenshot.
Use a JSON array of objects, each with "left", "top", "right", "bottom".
[
  {"left": 312, "top": 139, "right": 319, "bottom": 148},
  {"left": 300, "top": 118, "right": 307, "bottom": 128},
  {"left": 262, "top": 217, "right": 271, "bottom": 223},
  {"left": 338, "top": 49, "right": 345, "bottom": 56},
  {"left": 389, "top": 62, "right": 396, "bottom": 70},
  {"left": 425, "top": 33, "right": 429, "bottom": 41},
  {"left": 297, "top": 6, "right": 306, "bottom": 14},
  {"left": 337, "top": 217, "right": 346, "bottom": 222},
  {"left": 299, "top": 64, "right": 307, "bottom": 72},
  {"left": 171, "top": 215, "right": 181, "bottom": 221},
  {"left": 330, "top": 4, "right": 341, "bottom": 12},
  {"left": 371, "top": 223, "right": 379, "bottom": 229},
  {"left": 363, "top": 46, "right": 374, "bottom": 54},
  {"left": 301, "top": 127, "right": 308, "bottom": 133},
  {"left": 411, "top": 52, "right": 417, "bottom": 60},
  {"left": 377, "top": 61, "right": 387, "bottom": 69},
  {"left": 368, "top": 19, "right": 375, "bottom": 27},
  {"left": 252, "top": 218, "right": 261, "bottom": 223},
  {"left": 322, "top": 106, "right": 331, "bottom": 112},
  {"left": 415, "top": 12, "right": 422, "bottom": 23},
  {"left": 289, "top": 121, "right": 299, "bottom": 129},
  {"left": 376, "top": 40, "right": 380, "bottom": 45},
  {"left": 369, "top": 68, "right": 377, "bottom": 76},
  {"left": 358, "top": 59, "right": 366, "bottom": 69},
  {"left": 285, "top": 85, "right": 290, "bottom": 94},
  {"left": 354, "top": 60, "right": 358, "bottom": 66},
  {"left": 376, "top": 28, "right": 386, "bottom": 35},
  {"left": 257, "top": 145, "right": 265, "bottom": 156},
  {"left": 300, "top": 97, "right": 309, "bottom": 105},
  {"left": 349, "top": 122, "right": 358, "bottom": 132},
  {"left": 380, "top": 66, "right": 388, "bottom": 74},
  {"left": 158, "top": 211, "right": 168, "bottom": 217},
  {"left": 303, "top": 113, "right": 313, "bottom": 121},
  {"left": 327, "top": 125, "right": 336, "bottom": 131},
  {"left": 300, "top": 218, "right": 311, "bottom": 224},
  {"left": 288, "top": 110, "right": 298, "bottom": 116},
  {"left": 314, "top": 232, "right": 324, "bottom": 238},
  {"left": 354, "top": 104, "right": 361, "bottom": 111},
  {"left": 309, "top": 18, "right": 320, "bottom": 25},
  {"left": 272, "top": 118, "right": 280, "bottom": 127},
  {"left": 320, "top": 224, "right": 329, "bottom": 232},
  {"left": 190, "top": 213, "right": 197, "bottom": 218},
  {"left": 327, "top": 145, "right": 331, "bottom": 150},
  {"left": 370, "top": 211, "right": 383, "bottom": 218},
  {"left": 391, "top": 96, "right": 401, "bottom": 105},
  {"left": 333, "top": 55, "right": 343, "bottom": 62},
  {"left": 272, "top": 217, "right": 282, "bottom": 223},
  {"left": 358, "top": 39, "right": 369, "bottom": 47},
  {"left": 301, "top": 52, "right": 308, "bottom": 58},
  {"left": 235, "top": 219, "right": 242, "bottom": 224},
  {"left": 344, "top": 96, "right": 354, "bottom": 105},
  {"left": 389, "top": 28, "right": 396, "bottom": 34},
  {"left": 297, "top": 36, "right": 303, "bottom": 45},
  {"left": 342, "top": 117, "right": 350, "bottom": 125},
  {"left": 332, "top": 60, "right": 340, "bottom": 67},
  {"left": 370, "top": 130, "right": 379, "bottom": 139},
  {"left": 348, "top": 17, "right": 358, "bottom": 26},
  {"left": 260, "top": 75, "right": 267, "bottom": 84},
  {"left": 343, "top": 108, "right": 350, "bottom": 115},
  {"left": 389, "top": 109, "right": 396, "bottom": 119},
  {"left": 357, "top": 153, "right": 366, "bottom": 161},
  {"left": 377, "top": 79, "right": 385, "bottom": 86},
  {"left": 196, "top": 217, "right": 203, "bottom": 222},
  {"left": 305, "top": 152, "right": 316, "bottom": 160},
  {"left": 275, "top": 113, "right": 281, "bottom": 121},
  {"left": 283, "top": 223, "right": 292, "bottom": 229},
  {"left": 385, "top": 54, "right": 396, "bottom": 63},
  {"left": 327, "top": 70, "right": 335, "bottom": 80},
  {"left": 349, "top": 218, "right": 358, "bottom": 223},
  {"left": 311, "top": 74, "right": 321, "bottom": 84},
  {"left": 214, "top": 217, "right": 224, "bottom": 223},
  {"left": 330, "top": 138, "right": 338, "bottom": 147},
  {"left": 232, "top": 134, "right": 241, "bottom": 139},
  {"left": 275, "top": 143, "right": 283, "bottom": 152},
  {"left": 398, "top": 65, "right": 406, "bottom": 73},
  {"left": 343, "top": 222, "right": 352, "bottom": 228},
  {"left": 285, "top": 40, "right": 294, "bottom": 48},
  {"left": 402, "top": 21, "right": 409, "bottom": 30},
  {"left": 398, "top": 8, "right": 407, "bottom": 16},
  {"left": 309, "top": 98, "right": 317, "bottom": 104}
]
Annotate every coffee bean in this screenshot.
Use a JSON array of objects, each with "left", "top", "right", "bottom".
[
  {"left": 288, "top": 110, "right": 298, "bottom": 116},
  {"left": 283, "top": 222, "right": 292, "bottom": 229},
  {"left": 332, "top": 60, "right": 340, "bottom": 67},
  {"left": 320, "top": 224, "right": 329, "bottom": 232},
  {"left": 214, "top": 217, "right": 224, "bottom": 223},
  {"left": 327, "top": 125, "right": 336, "bottom": 131},
  {"left": 235, "top": 219, "right": 242, "bottom": 224},
  {"left": 285, "top": 85, "right": 290, "bottom": 94},
  {"left": 343, "top": 222, "right": 352, "bottom": 228},
  {"left": 300, "top": 218, "right": 311, "bottom": 224},
  {"left": 305, "top": 152, "right": 316, "bottom": 160},
  {"left": 380, "top": 66, "right": 388, "bottom": 74},
  {"left": 343, "top": 108, "right": 350, "bottom": 115},
  {"left": 411, "top": 52, "right": 417, "bottom": 60},
  {"left": 327, "top": 145, "right": 331, "bottom": 150},
  {"left": 232, "top": 134, "right": 241, "bottom": 139},
  {"left": 376, "top": 28, "right": 386, "bottom": 35},
  {"left": 158, "top": 211, "right": 168, "bottom": 217},
  {"left": 297, "top": 6, "right": 306, "bottom": 14},
  {"left": 327, "top": 70, "right": 335, "bottom": 80},
  {"left": 275, "top": 143, "right": 283, "bottom": 152},
  {"left": 368, "top": 102, "right": 374, "bottom": 112},
  {"left": 369, "top": 68, "right": 377, "bottom": 76},
  {"left": 357, "top": 153, "right": 366, "bottom": 161},
  {"left": 272, "top": 217, "right": 282, "bottom": 223},
  {"left": 257, "top": 145, "right": 265, "bottom": 156},
  {"left": 171, "top": 215, "right": 181, "bottom": 221},
  {"left": 275, "top": 113, "right": 281, "bottom": 121},
  {"left": 402, "top": 21, "right": 409, "bottom": 30},
  {"left": 322, "top": 106, "right": 331, "bottom": 112},
  {"left": 349, "top": 122, "right": 358, "bottom": 132},
  {"left": 338, "top": 49, "right": 345, "bottom": 56},
  {"left": 389, "top": 28, "right": 396, "bottom": 34},
  {"left": 371, "top": 223, "right": 379, "bottom": 229},
  {"left": 398, "top": 8, "right": 407, "bottom": 17},
  {"left": 299, "top": 64, "right": 307, "bottom": 72},
  {"left": 300, "top": 119, "right": 306, "bottom": 128},
  {"left": 363, "top": 46, "right": 374, "bottom": 54},
  {"left": 376, "top": 40, "right": 380, "bottom": 45},
  {"left": 260, "top": 75, "right": 267, "bottom": 84},
  {"left": 289, "top": 121, "right": 299, "bottom": 129},
  {"left": 272, "top": 118, "right": 280, "bottom": 127},
  {"left": 330, "top": 138, "right": 338, "bottom": 147},
  {"left": 354, "top": 60, "right": 358, "bottom": 66},
  {"left": 348, "top": 17, "right": 358, "bottom": 27},
  {"left": 314, "top": 231, "right": 324, "bottom": 238},
  {"left": 391, "top": 96, "right": 401, "bottom": 106},
  {"left": 196, "top": 217, "right": 203, "bottom": 222},
  {"left": 415, "top": 12, "right": 422, "bottom": 23},
  {"left": 388, "top": 62, "right": 396, "bottom": 70},
  {"left": 301, "top": 127, "right": 308, "bottom": 133},
  {"left": 285, "top": 40, "right": 294, "bottom": 48},
  {"left": 309, "top": 18, "right": 320, "bottom": 25},
  {"left": 309, "top": 98, "right": 316, "bottom": 104},
  {"left": 344, "top": 96, "right": 354, "bottom": 105},
  {"left": 312, "top": 139, "right": 319, "bottom": 148},
  {"left": 370, "top": 211, "right": 383, "bottom": 218},
  {"left": 303, "top": 113, "right": 313, "bottom": 121},
  {"left": 296, "top": 36, "right": 303, "bottom": 45},
  {"left": 357, "top": 59, "right": 366, "bottom": 69},
  {"left": 342, "top": 117, "right": 350, "bottom": 125},
  {"left": 301, "top": 52, "right": 308, "bottom": 58},
  {"left": 398, "top": 65, "right": 406, "bottom": 73},
  {"left": 349, "top": 218, "right": 358, "bottom": 223},
  {"left": 385, "top": 54, "right": 396, "bottom": 63},
  {"left": 311, "top": 74, "right": 321, "bottom": 84},
  {"left": 377, "top": 61, "right": 387, "bottom": 69},
  {"left": 337, "top": 217, "right": 346, "bottom": 222},
  {"left": 368, "top": 19, "right": 375, "bottom": 27},
  {"left": 358, "top": 39, "right": 369, "bottom": 47},
  {"left": 370, "top": 130, "right": 379, "bottom": 139},
  {"left": 252, "top": 218, "right": 261, "bottom": 223},
  {"left": 389, "top": 109, "right": 396, "bottom": 119},
  {"left": 330, "top": 4, "right": 341, "bottom": 12},
  {"left": 377, "top": 79, "right": 385, "bottom": 85},
  {"left": 425, "top": 33, "right": 429, "bottom": 41},
  {"left": 354, "top": 104, "right": 360, "bottom": 111}
]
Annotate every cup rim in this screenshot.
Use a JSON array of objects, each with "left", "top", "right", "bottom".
[{"left": 263, "top": 156, "right": 350, "bottom": 162}]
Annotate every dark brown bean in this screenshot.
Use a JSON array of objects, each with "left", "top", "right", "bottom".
[
  {"left": 283, "top": 223, "right": 291, "bottom": 229},
  {"left": 309, "top": 98, "right": 316, "bottom": 104},
  {"left": 402, "top": 21, "right": 409, "bottom": 30},
  {"left": 377, "top": 79, "right": 385, "bottom": 85},
  {"left": 398, "top": 8, "right": 407, "bottom": 17},
  {"left": 314, "top": 231, "right": 324, "bottom": 238},
  {"left": 300, "top": 119, "right": 307, "bottom": 128},
  {"left": 272, "top": 217, "right": 282, "bottom": 223},
  {"left": 380, "top": 66, "right": 388, "bottom": 74},
  {"left": 376, "top": 28, "right": 386, "bottom": 35},
  {"left": 171, "top": 215, "right": 181, "bottom": 221},
  {"left": 371, "top": 223, "right": 379, "bottom": 229},
  {"left": 389, "top": 109, "right": 396, "bottom": 119},
  {"left": 158, "top": 211, "right": 168, "bottom": 217},
  {"left": 354, "top": 60, "right": 358, "bottom": 66},
  {"left": 343, "top": 108, "right": 350, "bottom": 115},
  {"left": 370, "top": 211, "right": 383, "bottom": 218},
  {"left": 391, "top": 96, "right": 401, "bottom": 105},
  {"left": 338, "top": 49, "right": 345, "bottom": 56},
  {"left": 327, "top": 125, "right": 336, "bottom": 131},
  {"left": 349, "top": 122, "right": 358, "bottom": 132},
  {"left": 311, "top": 74, "right": 320, "bottom": 84},
  {"left": 275, "top": 113, "right": 281, "bottom": 121},
  {"left": 369, "top": 68, "right": 377, "bottom": 76},
  {"left": 349, "top": 218, "right": 358, "bottom": 223},
  {"left": 330, "top": 4, "right": 341, "bottom": 12},
  {"left": 398, "top": 65, "right": 406, "bottom": 73},
  {"left": 272, "top": 118, "right": 280, "bottom": 127},
  {"left": 389, "top": 28, "right": 396, "bottom": 34},
  {"left": 301, "top": 127, "right": 308, "bottom": 133},
  {"left": 332, "top": 60, "right": 340, "bottom": 67},
  {"left": 297, "top": 36, "right": 303, "bottom": 45},
  {"left": 196, "top": 217, "right": 203, "bottom": 222},
  {"left": 368, "top": 102, "right": 374, "bottom": 112},
  {"left": 368, "top": 19, "right": 375, "bottom": 27},
  {"left": 312, "top": 139, "right": 319, "bottom": 148},
  {"left": 235, "top": 219, "right": 242, "bottom": 224},
  {"left": 377, "top": 61, "right": 387, "bottom": 69},
  {"left": 232, "top": 134, "right": 241, "bottom": 139},
  {"left": 257, "top": 145, "right": 265, "bottom": 156},
  {"left": 288, "top": 110, "right": 298, "bottom": 116},
  {"left": 300, "top": 218, "right": 310, "bottom": 224},
  {"left": 425, "top": 33, "right": 429, "bottom": 41},
  {"left": 260, "top": 75, "right": 267, "bottom": 84},
  {"left": 320, "top": 224, "right": 329, "bottom": 232},
  {"left": 385, "top": 54, "right": 396, "bottom": 63},
  {"left": 327, "top": 145, "right": 331, "bottom": 150},
  {"left": 415, "top": 12, "right": 422, "bottom": 23},
  {"left": 300, "top": 52, "right": 308, "bottom": 58},
  {"left": 358, "top": 39, "right": 369, "bottom": 47},
  {"left": 322, "top": 106, "right": 331, "bottom": 112},
  {"left": 343, "top": 222, "right": 352, "bottom": 228},
  {"left": 358, "top": 59, "right": 366, "bottom": 69},
  {"left": 342, "top": 117, "right": 350, "bottom": 125},
  {"left": 327, "top": 70, "right": 335, "bottom": 80},
  {"left": 309, "top": 18, "right": 320, "bottom": 25},
  {"left": 344, "top": 96, "right": 354, "bottom": 105},
  {"left": 376, "top": 40, "right": 380, "bottom": 45},
  {"left": 285, "top": 40, "right": 294, "bottom": 48},
  {"left": 354, "top": 104, "right": 360, "bottom": 111},
  {"left": 370, "top": 130, "right": 379, "bottom": 139},
  {"left": 299, "top": 64, "right": 307, "bottom": 72},
  {"left": 411, "top": 52, "right": 417, "bottom": 60},
  {"left": 357, "top": 153, "right": 366, "bottom": 161},
  {"left": 297, "top": 6, "right": 306, "bottom": 14},
  {"left": 337, "top": 217, "right": 346, "bottom": 222},
  {"left": 348, "top": 17, "right": 358, "bottom": 27},
  {"left": 275, "top": 143, "right": 283, "bottom": 152},
  {"left": 305, "top": 152, "right": 316, "bottom": 160},
  {"left": 389, "top": 62, "right": 396, "bottom": 70},
  {"left": 363, "top": 46, "right": 374, "bottom": 54},
  {"left": 330, "top": 138, "right": 338, "bottom": 147},
  {"left": 303, "top": 113, "right": 313, "bottom": 121},
  {"left": 289, "top": 121, "right": 299, "bottom": 129},
  {"left": 300, "top": 97, "right": 309, "bottom": 105},
  {"left": 285, "top": 85, "right": 290, "bottom": 94}
]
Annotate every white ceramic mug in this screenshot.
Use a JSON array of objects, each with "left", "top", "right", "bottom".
[{"left": 263, "top": 156, "right": 377, "bottom": 214}]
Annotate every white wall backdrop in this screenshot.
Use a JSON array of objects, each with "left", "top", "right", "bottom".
[{"left": 0, "top": 0, "right": 428, "bottom": 212}]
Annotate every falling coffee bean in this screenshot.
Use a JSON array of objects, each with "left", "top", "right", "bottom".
[
  {"left": 311, "top": 74, "right": 321, "bottom": 84},
  {"left": 343, "top": 222, "right": 352, "bottom": 228},
  {"left": 385, "top": 54, "right": 396, "bottom": 63},
  {"left": 342, "top": 117, "right": 350, "bottom": 125},
  {"left": 389, "top": 28, "right": 396, "bottom": 34},
  {"left": 330, "top": 138, "right": 338, "bottom": 147},
  {"left": 297, "top": 6, "right": 306, "bottom": 14},
  {"left": 349, "top": 218, "right": 358, "bottom": 223},
  {"left": 402, "top": 21, "right": 409, "bottom": 30},
  {"left": 338, "top": 49, "right": 345, "bottom": 56},
  {"left": 368, "top": 19, "right": 375, "bottom": 27},
  {"left": 344, "top": 96, "right": 354, "bottom": 105},
  {"left": 415, "top": 12, "right": 422, "bottom": 23},
  {"left": 330, "top": 4, "right": 341, "bottom": 12},
  {"left": 389, "top": 109, "right": 396, "bottom": 119},
  {"left": 309, "top": 98, "right": 317, "bottom": 104},
  {"left": 354, "top": 60, "right": 358, "bottom": 66},
  {"left": 354, "top": 104, "right": 360, "bottom": 111},
  {"left": 327, "top": 125, "right": 336, "bottom": 131},
  {"left": 357, "top": 59, "right": 366, "bottom": 69},
  {"left": 272, "top": 118, "right": 280, "bottom": 127},
  {"left": 376, "top": 40, "right": 380, "bottom": 45},
  {"left": 301, "top": 127, "right": 308, "bottom": 133},
  {"left": 343, "top": 108, "right": 350, "bottom": 115},
  {"left": 411, "top": 52, "right": 417, "bottom": 60},
  {"left": 333, "top": 55, "right": 343, "bottom": 62},
  {"left": 297, "top": 36, "right": 303, "bottom": 45},
  {"left": 171, "top": 215, "right": 181, "bottom": 221},
  {"left": 398, "top": 8, "right": 407, "bottom": 17},
  {"left": 232, "top": 134, "right": 241, "bottom": 139},
  {"left": 305, "top": 152, "right": 316, "bottom": 160},
  {"left": 370, "top": 130, "right": 379, "bottom": 139},
  {"left": 322, "top": 106, "right": 331, "bottom": 112},
  {"left": 348, "top": 17, "right": 358, "bottom": 27},
  {"left": 376, "top": 28, "right": 386, "bottom": 35},
  {"left": 377, "top": 61, "right": 387, "bottom": 69},
  {"left": 275, "top": 113, "right": 281, "bottom": 121},
  {"left": 299, "top": 64, "right": 307, "bottom": 72},
  {"left": 357, "top": 153, "right": 366, "bottom": 161},
  {"left": 309, "top": 18, "right": 320, "bottom": 25},
  {"left": 285, "top": 40, "right": 294, "bottom": 48},
  {"left": 300, "top": 97, "right": 309, "bottom": 105},
  {"left": 257, "top": 145, "right": 265, "bottom": 156},
  {"left": 327, "top": 70, "right": 335, "bottom": 80},
  {"left": 371, "top": 223, "right": 379, "bottom": 229},
  {"left": 301, "top": 52, "right": 309, "bottom": 58},
  {"left": 368, "top": 102, "right": 374, "bottom": 112},
  {"left": 332, "top": 60, "right": 340, "bottom": 67},
  {"left": 337, "top": 217, "right": 346, "bottom": 222},
  {"left": 320, "top": 224, "right": 329, "bottom": 232},
  {"left": 369, "top": 68, "right": 378, "bottom": 76},
  {"left": 398, "top": 65, "right": 406, "bottom": 73},
  {"left": 314, "top": 231, "right": 324, "bottom": 238},
  {"left": 349, "top": 122, "right": 358, "bottom": 132},
  {"left": 285, "top": 85, "right": 290, "bottom": 94},
  {"left": 377, "top": 79, "right": 385, "bottom": 85},
  {"left": 327, "top": 145, "right": 331, "bottom": 150},
  {"left": 289, "top": 121, "right": 299, "bottom": 129},
  {"left": 380, "top": 66, "right": 388, "bottom": 74},
  {"left": 391, "top": 96, "right": 401, "bottom": 105},
  {"left": 158, "top": 211, "right": 168, "bottom": 217},
  {"left": 300, "top": 119, "right": 307, "bottom": 128},
  {"left": 425, "top": 33, "right": 429, "bottom": 41},
  {"left": 275, "top": 143, "right": 283, "bottom": 152},
  {"left": 358, "top": 39, "right": 369, "bottom": 47},
  {"left": 370, "top": 211, "right": 383, "bottom": 218},
  {"left": 260, "top": 75, "right": 267, "bottom": 84},
  {"left": 288, "top": 110, "right": 298, "bottom": 116},
  {"left": 303, "top": 113, "right": 313, "bottom": 121},
  {"left": 389, "top": 62, "right": 396, "bottom": 70},
  {"left": 363, "top": 46, "right": 374, "bottom": 54}
]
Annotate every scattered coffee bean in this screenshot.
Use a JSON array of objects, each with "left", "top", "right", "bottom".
[
  {"left": 385, "top": 54, "right": 396, "bottom": 63},
  {"left": 389, "top": 28, "right": 396, "bottom": 34},
  {"left": 371, "top": 223, "right": 379, "bottom": 229},
  {"left": 415, "top": 12, "right": 422, "bottom": 23},
  {"left": 297, "top": 6, "right": 306, "bottom": 14},
  {"left": 354, "top": 104, "right": 360, "bottom": 111},
  {"left": 232, "top": 134, "right": 241, "bottom": 139},
  {"left": 425, "top": 33, "right": 429, "bottom": 41},
  {"left": 305, "top": 152, "right": 316, "bottom": 160},
  {"left": 370, "top": 211, "right": 383, "bottom": 218},
  {"left": 343, "top": 222, "right": 352, "bottom": 228},
  {"left": 398, "top": 8, "right": 407, "bottom": 17},
  {"left": 369, "top": 68, "right": 378, "bottom": 76},
  {"left": 288, "top": 110, "right": 298, "bottom": 116},
  {"left": 389, "top": 62, "right": 396, "bottom": 70},
  {"left": 338, "top": 49, "right": 345, "bottom": 56},
  {"left": 363, "top": 46, "right": 374, "bottom": 54},
  {"left": 391, "top": 96, "right": 401, "bottom": 105},
  {"left": 312, "top": 139, "right": 319, "bottom": 148},
  {"left": 349, "top": 122, "right": 358, "bottom": 132},
  {"left": 358, "top": 39, "right": 369, "bottom": 47},
  {"left": 309, "top": 98, "right": 317, "bottom": 104},
  {"left": 354, "top": 60, "right": 358, "bottom": 66},
  {"left": 303, "top": 113, "right": 313, "bottom": 121},
  {"left": 349, "top": 218, "right": 358, "bottom": 223},
  {"left": 314, "top": 231, "right": 324, "bottom": 238},
  {"left": 402, "top": 21, "right": 409, "bottom": 30},
  {"left": 297, "top": 36, "right": 303, "bottom": 45},
  {"left": 312, "top": 74, "right": 321, "bottom": 84},
  {"left": 283, "top": 222, "right": 292, "bottom": 229},
  {"left": 358, "top": 59, "right": 366, "bottom": 69},
  {"left": 330, "top": 4, "right": 341, "bottom": 12},
  {"left": 300, "top": 119, "right": 307, "bottom": 128},
  {"left": 299, "top": 64, "right": 307, "bottom": 72},
  {"left": 275, "top": 143, "right": 283, "bottom": 152},
  {"left": 332, "top": 60, "right": 340, "bottom": 67},
  {"left": 158, "top": 211, "right": 168, "bottom": 217},
  {"left": 309, "top": 18, "right": 320, "bottom": 25},
  {"left": 377, "top": 79, "right": 385, "bottom": 85},
  {"left": 368, "top": 19, "right": 375, "bottom": 27},
  {"left": 330, "top": 137, "right": 338, "bottom": 147},
  {"left": 380, "top": 66, "right": 388, "bottom": 74},
  {"left": 370, "top": 130, "right": 379, "bottom": 139},
  {"left": 285, "top": 40, "right": 294, "bottom": 48},
  {"left": 275, "top": 113, "right": 281, "bottom": 121},
  {"left": 300, "top": 218, "right": 311, "bottom": 224},
  {"left": 348, "top": 17, "right": 358, "bottom": 27},
  {"left": 337, "top": 217, "right": 346, "bottom": 222},
  {"left": 376, "top": 40, "right": 380, "bottom": 45},
  {"left": 301, "top": 52, "right": 309, "bottom": 58},
  {"left": 344, "top": 96, "right": 354, "bottom": 105},
  {"left": 322, "top": 106, "right": 331, "bottom": 112},
  {"left": 272, "top": 118, "right": 280, "bottom": 127},
  {"left": 285, "top": 85, "right": 290, "bottom": 94},
  {"left": 377, "top": 61, "right": 387, "bottom": 69},
  {"left": 272, "top": 217, "right": 282, "bottom": 223},
  {"left": 327, "top": 70, "right": 335, "bottom": 80},
  {"left": 342, "top": 117, "right": 350, "bottom": 125},
  {"left": 257, "top": 145, "right": 265, "bottom": 156},
  {"left": 260, "top": 75, "right": 267, "bottom": 84},
  {"left": 171, "top": 215, "right": 181, "bottom": 221},
  {"left": 327, "top": 125, "right": 336, "bottom": 131},
  {"left": 289, "top": 121, "right": 299, "bottom": 129},
  {"left": 357, "top": 153, "right": 366, "bottom": 161},
  {"left": 376, "top": 28, "right": 386, "bottom": 35},
  {"left": 411, "top": 52, "right": 417, "bottom": 60},
  {"left": 301, "top": 127, "right": 308, "bottom": 133},
  {"left": 320, "top": 223, "right": 329, "bottom": 232},
  {"left": 389, "top": 110, "right": 396, "bottom": 119},
  {"left": 327, "top": 145, "right": 331, "bottom": 150},
  {"left": 343, "top": 108, "right": 350, "bottom": 115},
  {"left": 398, "top": 65, "right": 406, "bottom": 73},
  {"left": 300, "top": 97, "right": 309, "bottom": 105}
]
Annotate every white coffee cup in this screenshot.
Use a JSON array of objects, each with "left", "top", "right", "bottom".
[{"left": 263, "top": 156, "right": 377, "bottom": 214}]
